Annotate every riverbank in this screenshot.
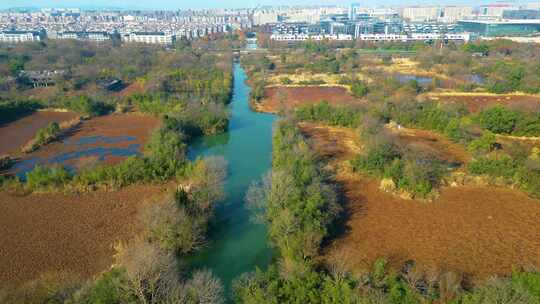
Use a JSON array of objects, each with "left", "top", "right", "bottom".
[{"left": 186, "top": 62, "right": 275, "bottom": 291}]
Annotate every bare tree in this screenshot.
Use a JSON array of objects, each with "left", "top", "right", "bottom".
[
  {"left": 184, "top": 269, "right": 224, "bottom": 304},
  {"left": 114, "top": 239, "right": 183, "bottom": 304}
]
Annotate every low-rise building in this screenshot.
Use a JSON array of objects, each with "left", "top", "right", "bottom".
[
  {"left": 0, "top": 31, "right": 42, "bottom": 43},
  {"left": 458, "top": 19, "right": 540, "bottom": 37},
  {"left": 270, "top": 33, "right": 353, "bottom": 41},
  {"left": 122, "top": 32, "right": 175, "bottom": 45},
  {"left": 55, "top": 31, "right": 110, "bottom": 41}
]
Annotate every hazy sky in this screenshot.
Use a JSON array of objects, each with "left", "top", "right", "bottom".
[{"left": 0, "top": 0, "right": 509, "bottom": 10}]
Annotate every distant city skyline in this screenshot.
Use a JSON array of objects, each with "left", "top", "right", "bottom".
[{"left": 1, "top": 0, "right": 538, "bottom": 10}]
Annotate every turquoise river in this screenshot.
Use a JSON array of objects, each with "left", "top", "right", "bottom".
[{"left": 188, "top": 62, "right": 276, "bottom": 294}]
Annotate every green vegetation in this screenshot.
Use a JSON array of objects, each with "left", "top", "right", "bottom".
[
  {"left": 26, "top": 165, "right": 72, "bottom": 191},
  {"left": 62, "top": 96, "right": 113, "bottom": 117},
  {"left": 351, "top": 138, "right": 444, "bottom": 199},
  {"left": 351, "top": 80, "right": 369, "bottom": 97},
  {"left": 234, "top": 119, "right": 540, "bottom": 304},
  {"left": 478, "top": 106, "right": 540, "bottom": 137},
  {"left": 467, "top": 147, "right": 540, "bottom": 198},
  {"left": 295, "top": 101, "right": 362, "bottom": 128},
  {"left": 22, "top": 122, "right": 61, "bottom": 153},
  {"left": 0, "top": 99, "right": 42, "bottom": 125},
  {"left": 142, "top": 157, "right": 226, "bottom": 254},
  {"left": 390, "top": 101, "right": 469, "bottom": 142},
  {"left": 246, "top": 119, "right": 340, "bottom": 265}
]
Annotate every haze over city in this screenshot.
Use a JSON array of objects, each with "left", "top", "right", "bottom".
[{"left": 0, "top": 0, "right": 533, "bottom": 9}]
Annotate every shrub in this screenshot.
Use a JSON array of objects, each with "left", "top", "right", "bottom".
[
  {"left": 26, "top": 165, "right": 72, "bottom": 190},
  {"left": 479, "top": 106, "right": 521, "bottom": 135},
  {"left": 280, "top": 77, "right": 293, "bottom": 85},
  {"left": 468, "top": 154, "right": 518, "bottom": 180},
  {"left": 468, "top": 131, "right": 497, "bottom": 155},
  {"left": 22, "top": 122, "right": 61, "bottom": 153},
  {"left": 141, "top": 190, "right": 209, "bottom": 254},
  {"left": 295, "top": 101, "right": 362, "bottom": 128},
  {"left": 351, "top": 81, "right": 369, "bottom": 98},
  {"left": 62, "top": 96, "right": 113, "bottom": 117},
  {"left": 351, "top": 143, "right": 398, "bottom": 175},
  {"left": 114, "top": 239, "right": 185, "bottom": 304}
]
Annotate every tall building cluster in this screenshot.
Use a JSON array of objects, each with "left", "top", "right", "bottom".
[
  {"left": 0, "top": 8, "right": 252, "bottom": 44},
  {"left": 258, "top": 3, "right": 540, "bottom": 42},
  {"left": 1, "top": 3, "right": 540, "bottom": 44}
]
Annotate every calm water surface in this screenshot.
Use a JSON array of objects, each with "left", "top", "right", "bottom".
[{"left": 188, "top": 62, "right": 276, "bottom": 293}]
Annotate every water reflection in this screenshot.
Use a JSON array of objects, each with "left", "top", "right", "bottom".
[{"left": 11, "top": 135, "right": 142, "bottom": 178}]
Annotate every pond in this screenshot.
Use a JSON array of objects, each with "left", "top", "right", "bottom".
[
  {"left": 11, "top": 135, "right": 142, "bottom": 178},
  {"left": 395, "top": 73, "right": 433, "bottom": 85},
  {"left": 187, "top": 62, "right": 276, "bottom": 293}
]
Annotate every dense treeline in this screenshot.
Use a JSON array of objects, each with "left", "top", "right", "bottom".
[
  {"left": 389, "top": 100, "right": 470, "bottom": 143},
  {"left": 237, "top": 119, "right": 343, "bottom": 302},
  {"left": 246, "top": 119, "right": 341, "bottom": 265}
]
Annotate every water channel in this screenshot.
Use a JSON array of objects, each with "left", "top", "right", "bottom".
[{"left": 187, "top": 62, "right": 276, "bottom": 292}]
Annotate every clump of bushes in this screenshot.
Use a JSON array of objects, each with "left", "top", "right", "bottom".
[
  {"left": 468, "top": 154, "right": 519, "bottom": 180},
  {"left": 351, "top": 139, "right": 443, "bottom": 199},
  {"left": 26, "top": 165, "right": 72, "bottom": 191},
  {"left": 250, "top": 78, "right": 267, "bottom": 103},
  {"left": 165, "top": 102, "right": 230, "bottom": 138},
  {"left": 391, "top": 101, "right": 469, "bottom": 142},
  {"left": 478, "top": 105, "right": 540, "bottom": 137},
  {"left": 0, "top": 155, "right": 13, "bottom": 171},
  {"left": 478, "top": 105, "right": 520, "bottom": 135},
  {"left": 295, "top": 101, "right": 362, "bottom": 128},
  {"left": 62, "top": 96, "right": 113, "bottom": 117},
  {"left": 351, "top": 80, "right": 369, "bottom": 97},
  {"left": 129, "top": 93, "right": 183, "bottom": 115},
  {"left": 234, "top": 254, "right": 540, "bottom": 303},
  {"left": 22, "top": 122, "right": 61, "bottom": 153},
  {"left": 298, "top": 78, "right": 326, "bottom": 85},
  {"left": 142, "top": 157, "right": 226, "bottom": 254},
  {"left": 279, "top": 77, "right": 293, "bottom": 85}
]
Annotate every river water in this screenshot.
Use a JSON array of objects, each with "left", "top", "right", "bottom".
[{"left": 188, "top": 62, "right": 275, "bottom": 292}]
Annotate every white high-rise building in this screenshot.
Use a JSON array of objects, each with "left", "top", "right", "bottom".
[
  {"left": 402, "top": 6, "right": 441, "bottom": 22},
  {"left": 253, "top": 10, "right": 279, "bottom": 26},
  {"left": 439, "top": 6, "right": 474, "bottom": 22}
]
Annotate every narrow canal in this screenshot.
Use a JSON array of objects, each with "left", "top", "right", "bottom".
[{"left": 188, "top": 62, "right": 275, "bottom": 291}]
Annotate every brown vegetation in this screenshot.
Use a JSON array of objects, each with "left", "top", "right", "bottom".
[
  {"left": 257, "top": 86, "right": 362, "bottom": 113},
  {"left": 11, "top": 113, "right": 160, "bottom": 173},
  {"left": 386, "top": 123, "right": 470, "bottom": 164},
  {"left": 299, "top": 123, "right": 540, "bottom": 280},
  {"left": 0, "top": 184, "right": 168, "bottom": 285},
  {"left": 0, "top": 110, "right": 78, "bottom": 156}
]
